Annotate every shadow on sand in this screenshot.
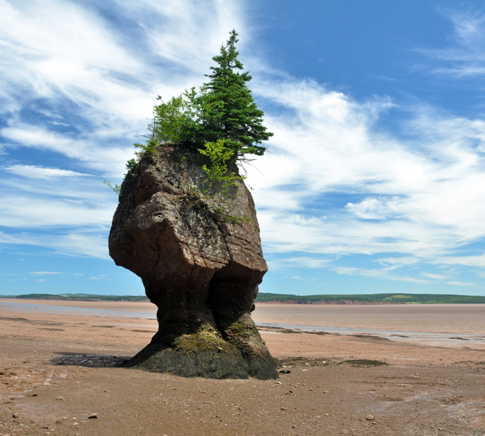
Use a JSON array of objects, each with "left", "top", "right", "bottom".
[{"left": 51, "top": 352, "right": 130, "bottom": 368}]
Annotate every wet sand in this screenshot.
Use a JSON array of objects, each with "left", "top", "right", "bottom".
[
  {"left": 1, "top": 299, "right": 485, "bottom": 435},
  {"left": 253, "top": 303, "right": 485, "bottom": 348},
  {"left": 254, "top": 303, "right": 485, "bottom": 334},
  {"left": 3, "top": 299, "right": 485, "bottom": 347}
]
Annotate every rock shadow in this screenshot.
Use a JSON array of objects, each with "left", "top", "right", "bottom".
[{"left": 51, "top": 352, "right": 129, "bottom": 368}]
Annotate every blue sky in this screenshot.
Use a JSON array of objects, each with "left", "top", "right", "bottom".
[{"left": 2, "top": 0, "right": 485, "bottom": 296}]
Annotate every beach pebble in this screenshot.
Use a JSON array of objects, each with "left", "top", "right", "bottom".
[
  {"left": 55, "top": 396, "right": 64, "bottom": 401},
  {"left": 279, "top": 369, "right": 291, "bottom": 374},
  {"left": 366, "top": 414, "right": 375, "bottom": 421},
  {"left": 88, "top": 413, "right": 98, "bottom": 419}
]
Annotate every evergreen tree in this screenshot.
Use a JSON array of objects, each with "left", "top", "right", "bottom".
[
  {"left": 144, "top": 30, "right": 271, "bottom": 169},
  {"left": 199, "top": 30, "right": 272, "bottom": 157}
]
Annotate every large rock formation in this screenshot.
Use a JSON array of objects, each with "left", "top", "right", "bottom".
[{"left": 109, "top": 147, "right": 277, "bottom": 379}]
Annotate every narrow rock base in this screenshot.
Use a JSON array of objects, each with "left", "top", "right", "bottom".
[{"left": 124, "top": 321, "right": 278, "bottom": 379}]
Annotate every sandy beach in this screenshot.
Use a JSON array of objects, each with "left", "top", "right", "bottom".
[{"left": 1, "top": 299, "right": 485, "bottom": 435}]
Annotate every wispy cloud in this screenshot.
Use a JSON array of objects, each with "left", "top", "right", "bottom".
[
  {"left": 436, "top": 254, "right": 485, "bottom": 268},
  {"left": 271, "top": 256, "right": 332, "bottom": 269},
  {"left": 0, "top": 0, "right": 485, "bottom": 292},
  {"left": 422, "top": 272, "right": 448, "bottom": 280},
  {"left": 0, "top": 0, "right": 245, "bottom": 260},
  {"left": 245, "top": 77, "right": 485, "bottom": 272},
  {"left": 1, "top": 230, "right": 109, "bottom": 259},
  {"left": 30, "top": 271, "right": 61, "bottom": 276},
  {"left": 447, "top": 280, "right": 473, "bottom": 287},
  {"left": 334, "top": 266, "right": 429, "bottom": 284},
  {"left": 5, "top": 165, "right": 89, "bottom": 179},
  {"left": 2, "top": 125, "right": 134, "bottom": 177},
  {"left": 418, "top": 9, "right": 485, "bottom": 77}
]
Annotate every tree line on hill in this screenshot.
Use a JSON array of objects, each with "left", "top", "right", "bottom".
[{"left": 4, "top": 292, "right": 485, "bottom": 304}]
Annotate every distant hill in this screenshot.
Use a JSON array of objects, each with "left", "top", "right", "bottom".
[
  {"left": 1, "top": 292, "right": 485, "bottom": 304},
  {"left": 256, "top": 292, "right": 485, "bottom": 304},
  {"left": 7, "top": 293, "right": 148, "bottom": 302}
]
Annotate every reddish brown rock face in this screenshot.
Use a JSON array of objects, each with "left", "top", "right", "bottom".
[{"left": 109, "top": 147, "right": 277, "bottom": 379}]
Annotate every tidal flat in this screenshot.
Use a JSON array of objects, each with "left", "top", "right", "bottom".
[{"left": 1, "top": 299, "right": 485, "bottom": 435}]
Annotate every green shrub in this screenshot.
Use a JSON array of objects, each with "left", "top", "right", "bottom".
[
  {"left": 199, "top": 139, "right": 242, "bottom": 191},
  {"left": 152, "top": 88, "right": 202, "bottom": 149}
]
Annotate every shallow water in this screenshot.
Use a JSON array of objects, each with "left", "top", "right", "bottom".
[
  {"left": 0, "top": 300, "right": 156, "bottom": 319},
  {"left": 2, "top": 299, "right": 485, "bottom": 347},
  {"left": 253, "top": 302, "right": 485, "bottom": 347},
  {"left": 258, "top": 321, "right": 485, "bottom": 347}
]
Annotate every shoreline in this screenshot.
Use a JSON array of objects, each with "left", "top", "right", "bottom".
[{"left": 2, "top": 298, "right": 485, "bottom": 349}]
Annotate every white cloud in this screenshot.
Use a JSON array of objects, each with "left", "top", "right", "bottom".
[
  {"left": 51, "top": 232, "right": 109, "bottom": 259},
  {"left": 0, "top": 0, "right": 246, "bottom": 260},
  {"left": 30, "top": 271, "right": 61, "bottom": 276},
  {"left": 0, "top": 195, "right": 113, "bottom": 228},
  {"left": 422, "top": 272, "right": 448, "bottom": 280},
  {"left": 0, "top": 0, "right": 146, "bottom": 121},
  {"left": 1, "top": 0, "right": 485, "bottom": 284},
  {"left": 5, "top": 165, "right": 88, "bottom": 179},
  {"left": 0, "top": 231, "right": 35, "bottom": 245},
  {"left": 419, "top": 10, "right": 485, "bottom": 78},
  {"left": 270, "top": 256, "right": 331, "bottom": 269},
  {"left": 447, "top": 280, "right": 474, "bottom": 287},
  {"left": 0, "top": 0, "right": 246, "bottom": 179},
  {"left": 437, "top": 255, "right": 485, "bottom": 268},
  {"left": 2, "top": 125, "right": 134, "bottom": 177},
  {"left": 0, "top": 229, "right": 108, "bottom": 259},
  {"left": 379, "top": 256, "right": 420, "bottom": 267},
  {"left": 245, "top": 77, "right": 485, "bottom": 270},
  {"left": 88, "top": 274, "right": 107, "bottom": 281},
  {"left": 116, "top": 0, "right": 247, "bottom": 75},
  {"left": 334, "top": 266, "right": 428, "bottom": 284},
  {"left": 345, "top": 197, "right": 403, "bottom": 220}
]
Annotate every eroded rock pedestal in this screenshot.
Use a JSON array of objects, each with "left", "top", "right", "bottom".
[{"left": 109, "top": 147, "right": 277, "bottom": 379}]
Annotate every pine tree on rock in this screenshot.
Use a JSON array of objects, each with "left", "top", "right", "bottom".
[{"left": 199, "top": 30, "right": 273, "bottom": 157}]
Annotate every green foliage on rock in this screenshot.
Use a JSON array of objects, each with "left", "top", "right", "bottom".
[
  {"left": 152, "top": 88, "right": 202, "bottom": 149},
  {"left": 198, "top": 139, "right": 242, "bottom": 191},
  {"left": 132, "top": 30, "right": 272, "bottom": 185}
]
